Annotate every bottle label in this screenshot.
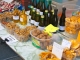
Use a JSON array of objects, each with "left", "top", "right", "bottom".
[
  {"left": 48, "top": 13, "right": 50, "bottom": 17},
  {"left": 34, "top": 8, "right": 36, "bottom": 10},
  {"left": 30, "top": 19, "right": 34, "bottom": 24},
  {"left": 40, "top": 12, "right": 43, "bottom": 15},
  {"left": 34, "top": 22, "right": 39, "bottom": 26},
  {"left": 38, "top": 26, "right": 45, "bottom": 30},
  {"left": 13, "top": 16, "right": 19, "bottom": 20},
  {"left": 20, "top": 18, "right": 23, "bottom": 22},
  {"left": 36, "top": 9, "right": 40, "bottom": 12},
  {"left": 59, "top": 26, "right": 65, "bottom": 30}
]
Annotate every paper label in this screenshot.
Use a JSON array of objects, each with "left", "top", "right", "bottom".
[
  {"left": 38, "top": 26, "right": 45, "bottom": 30},
  {"left": 30, "top": 20, "right": 34, "bottom": 24},
  {"left": 62, "top": 39, "right": 71, "bottom": 49},
  {"left": 44, "top": 24, "right": 59, "bottom": 36},
  {"left": 52, "top": 42, "right": 63, "bottom": 59},
  {"left": 1, "top": 34, "right": 18, "bottom": 44},
  {"left": 59, "top": 26, "right": 65, "bottom": 30},
  {"left": 40, "top": 12, "right": 43, "bottom": 15},
  {"left": 34, "top": 21, "right": 39, "bottom": 26},
  {"left": 20, "top": 18, "right": 23, "bottom": 22},
  {"left": 77, "top": 31, "right": 80, "bottom": 43},
  {"left": 36, "top": 9, "right": 40, "bottom": 12},
  {"left": 13, "top": 16, "right": 19, "bottom": 20},
  {"left": 0, "top": 24, "right": 4, "bottom": 30}
]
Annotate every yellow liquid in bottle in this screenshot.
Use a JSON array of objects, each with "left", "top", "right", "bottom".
[
  {"left": 20, "top": 10, "right": 27, "bottom": 25},
  {"left": 13, "top": 9, "right": 20, "bottom": 23}
]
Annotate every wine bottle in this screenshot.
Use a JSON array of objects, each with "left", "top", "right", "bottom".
[
  {"left": 37, "top": 0, "right": 42, "bottom": 9},
  {"left": 59, "top": 7, "right": 66, "bottom": 32},
  {"left": 52, "top": 8, "right": 58, "bottom": 27},
  {"left": 49, "top": 10, "right": 54, "bottom": 24},
  {"left": 47, "top": 0, "right": 52, "bottom": 17},
  {"left": 20, "top": 7, "right": 27, "bottom": 25},
  {"left": 44, "top": 10, "right": 49, "bottom": 26},
  {"left": 38, "top": 15, "right": 45, "bottom": 30},
  {"left": 34, "top": 12, "right": 40, "bottom": 27},
  {"left": 30, "top": 6, "right": 33, "bottom": 16},
  {"left": 30, "top": 9, "right": 36, "bottom": 25},
  {"left": 40, "top": 0, "right": 46, "bottom": 15}
]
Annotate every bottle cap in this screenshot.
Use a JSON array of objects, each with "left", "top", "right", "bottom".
[
  {"left": 32, "top": 9, "right": 35, "bottom": 12},
  {"left": 41, "top": 15, "right": 44, "bottom": 18},
  {"left": 51, "top": 10, "right": 54, "bottom": 13},
  {"left": 45, "top": 10, "right": 48, "bottom": 12},
  {"left": 62, "top": 7, "right": 66, "bottom": 11},
  {"left": 36, "top": 12, "right": 39, "bottom": 15}
]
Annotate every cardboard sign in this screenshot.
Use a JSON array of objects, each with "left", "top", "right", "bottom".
[
  {"left": 1, "top": 34, "right": 18, "bottom": 44},
  {"left": 62, "top": 39, "right": 71, "bottom": 49},
  {"left": 52, "top": 42, "right": 63, "bottom": 59}
]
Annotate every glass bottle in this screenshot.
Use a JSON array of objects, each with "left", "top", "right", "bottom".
[
  {"left": 30, "top": 6, "right": 33, "bottom": 16},
  {"left": 34, "top": 12, "right": 40, "bottom": 27},
  {"left": 20, "top": 8, "right": 27, "bottom": 25},
  {"left": 59, "top": 7, "right": 66, "bottom": 32},
  {"left": 47, "top": 0, "right": 52, "bottom": 17},
  {"left": 44, "top": 10, "right": 49, "bottom": 26},
  {"left": 38, "top": 15, "right": 45, "bottom": 30},
  {"left": 37, "top": 0, "right": 42, "bottom": 9},
  {"left": 52, "top": 8, "right": 58, "bottom": 27},
  {"left": 49, "top": 9, "right": 54, "bottom": 24},
  {"left": 13, "top": 7, "right": 20, "bottom": 23},
  {"left": 40, "top": 0, "right": 46, "bottom": 15},
  {"left": 30, "top": 9, "right": 36, "bottom": 25}
]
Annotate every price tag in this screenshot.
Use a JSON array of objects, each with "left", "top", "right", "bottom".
[
  {"left": 1, "top": 34, "right": 18, "bottom": 44},
  {"left": 62, "top": 39, "right": 71, "bottom": 49},
  {"left": 44, "top": 24, "right": 59, "bottom": 36},
  {"left": 77, "top": 31, "right": 80, "bottom": 43},
  {"left": 0, "top": 24, "right": 4, "bottom": 30},
  {"left": 52, "top": 42, "right": 63, "bottom": 59}
]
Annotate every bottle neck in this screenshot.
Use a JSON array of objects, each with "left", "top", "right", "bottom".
[{"left": 22, "top": 10, "right": 25, "bottom": 14}]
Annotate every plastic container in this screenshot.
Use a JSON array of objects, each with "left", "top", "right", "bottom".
[
  {"left": 63, "top": 4, "right": 80, "bottom": 17},
  {"left": 30, "top": 29, "right": 52, "bottom": 50},
  {"left": 65, "top": 17, "right": 80, "bottom": 35},
  {"left": 51, "top": 0, "right": 78, "bottom": 16}
]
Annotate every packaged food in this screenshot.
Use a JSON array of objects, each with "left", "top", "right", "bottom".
[
  {"left": 70, "top": 40, "right": 80, "bottom": 56},
  {"left": 30, "top": 29, "right": 52, "bottom": 50},
  {"left": 62, "top": 48, "right": 76, "bottom": 60},
  {"left": 65, "top": 16, "right": 80, "bottom": 34},
  {"left": 5, "top": 22, "right": 16, "bottom": 35},
  {"left": 39, "top": 52, "right": 60, "bottom": 60},
  {"left": 14, "top": 25, "right": 36, "bottom": 42}
]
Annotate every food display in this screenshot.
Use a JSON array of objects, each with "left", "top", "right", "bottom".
[
  {"left": 14, "top": 25, "right": 36, "bottom": 42},
  {"left": 30, "top": 29, "right": 52, "bottom": 49},
  {"left": 65, "top": 16, "right": 80, "bottom": 34},
  {"left": 70, "top": 40, "right": 80, "bottom": 56},
  {"left": 39, "top": 52, "right": 60, "bottom": 60},
  {"left": 62, "top": 48, "right": 76, "bottom": 60}
]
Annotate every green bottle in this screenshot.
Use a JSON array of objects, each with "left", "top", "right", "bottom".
[
  {"left": 30, "top": 6, "right": 33, "bottom": 16},
  {"left": 30, "top": 9, "right": 36, "bottom": 25},
  {"left": 44, "top": 10, "right": 49, "bottom": 26},
  {"left": 34, "top": 12, "right": 40, "bottom": 27}
]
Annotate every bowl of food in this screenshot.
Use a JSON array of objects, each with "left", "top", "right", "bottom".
[{"left": 30, "top": 29, "right": 52, "bottom": 50}]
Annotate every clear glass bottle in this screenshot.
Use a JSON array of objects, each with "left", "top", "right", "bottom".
[
  {"left": 13, "top": 7, "right": 20, "bottom": 23},
  {"left": 20, "top": 7, "right": 27, "bottom": 25}
]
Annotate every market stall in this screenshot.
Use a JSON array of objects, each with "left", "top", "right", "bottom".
[{"left": 0, "top": 0, "right": 80, "bottom": 60}]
